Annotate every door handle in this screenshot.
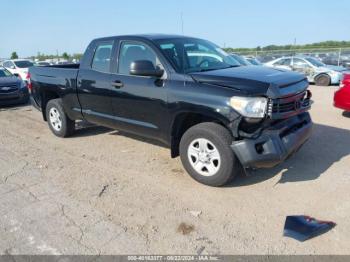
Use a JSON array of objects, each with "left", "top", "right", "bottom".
[{"left": 111, "top": 81, "right": 124, "bottom": 88}]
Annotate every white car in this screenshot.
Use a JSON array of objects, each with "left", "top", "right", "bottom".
[
  {"left": 265, "top": 56, "right": 349, "bottom": 86},
  {"left": 2, "top": 59, "right": 34, "bottom": 80}
]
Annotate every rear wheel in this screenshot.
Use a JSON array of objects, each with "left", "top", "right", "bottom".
[
  {"left": 179, "top": 122, "right": 239, "bottom": 186},
  {"left": 315, "top": 74, "right": 331, "bottom": 86},
  {"left": 46, "top": 98, "right": 75, "bottom": 137}
]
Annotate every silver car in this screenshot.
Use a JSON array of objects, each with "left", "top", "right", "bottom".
[{"left": 265, "top": 56, "right": 349, "bottom": 86}]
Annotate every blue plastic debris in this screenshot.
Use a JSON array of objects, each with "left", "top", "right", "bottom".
[{"left": 283, "top": 215, "right": 336, "bottom": 242}]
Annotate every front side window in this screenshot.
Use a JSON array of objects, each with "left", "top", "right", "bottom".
[
  {"left": 275, "top": 58, "right": 291, "bottom": 66},
  {"left": 14, "top": 60, "right": 34, "bottom": 68},
  {"left": 118, "top": 41, "right": 160, "bottom": 75},
  {"left": 293, "top": 58, "right": 309, "bottom": 67},
  {"left": 155, "top": 38, "right": 240, "bottom": 73},
  {"left": 91, "top": 42, "right": 113, "bottom": 72}
]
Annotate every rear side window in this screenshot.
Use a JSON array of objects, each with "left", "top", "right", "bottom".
[
  {"left": 91, "top": 42, "right": 113, "bottom": 72},
  {"left": 14, "top": 60, "right": 34, "bottom": 68}
]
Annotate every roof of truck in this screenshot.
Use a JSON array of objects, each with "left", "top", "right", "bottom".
[{"left": 93, "top": 34, "right": 199, "bottom": 42}]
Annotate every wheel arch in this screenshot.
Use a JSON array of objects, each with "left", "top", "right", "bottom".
[
  {"left": 40, "top": 89, "right": 61, "bottom": 121},
  {"left": 169, "top": 111, "right": 232, "bottom": 158},
  {"left": 314, "top": 72, "right": 331, "bottom": 82}
]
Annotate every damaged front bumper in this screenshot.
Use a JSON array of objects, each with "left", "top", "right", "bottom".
[{"left": 231, "top": 112, "right": 312, "bottom": 168}]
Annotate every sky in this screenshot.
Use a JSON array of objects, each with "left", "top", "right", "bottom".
[{"left": 1, "top": 0, "right": 350, "bottom": 58}]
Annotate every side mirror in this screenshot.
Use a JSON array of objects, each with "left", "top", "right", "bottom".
[
  {"left": 130, "top": 60, "right": 164, "bottom": 78},
  {"left": 13, "top": 73, "right": 20, "bottom": 78},
  {"left": 10, "top": 66, "right": 16, "bottom": 69}
]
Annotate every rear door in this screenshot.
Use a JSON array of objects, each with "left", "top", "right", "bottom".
[
  {"left": 109, "top": 39, "right": 169, "bottom": 142},
  {"left": 76, "top": 40, "right": 117, "bottom": 127}
]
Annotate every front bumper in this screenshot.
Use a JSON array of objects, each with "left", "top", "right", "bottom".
[
  {"left": 231, "top": 112, "right": 312, "bottom": 168},
  {"left": 0, "top": 88, "right": 29, "bottom": 106},
  {"left": 330, "top": 73, "right": 343, "bottom": 85}
]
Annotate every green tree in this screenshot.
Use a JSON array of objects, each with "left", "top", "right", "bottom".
[
  {"left": 11, "top": 52, "right": 18, "bottom": 59},
  {"left": 72, "top": 53, "right": 83, "bottom": 61},
  {"left": 62, "top": 52, "right": 70, "bottom": 60}
]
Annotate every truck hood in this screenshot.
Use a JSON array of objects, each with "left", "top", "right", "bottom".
[{"left": 189, "top": 65, "right": 307, "bottom": 96}]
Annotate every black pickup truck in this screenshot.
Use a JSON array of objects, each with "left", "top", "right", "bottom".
[{"left": 30, "top": 34, "right": 312, "bottom": 186}]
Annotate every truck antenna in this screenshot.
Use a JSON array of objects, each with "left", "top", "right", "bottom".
[{"left": 180, "top": 12, "right": 184, "bottom": 35}]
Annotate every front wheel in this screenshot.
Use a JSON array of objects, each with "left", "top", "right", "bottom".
[
  {"left": 179, "top": 122, "right": 239, "bottom": 186},
  {"left": 315, "top": 74, "right": 331, "bottom": 86},
  {"left": 46, "top": 98, "right": 75, "bottom": 137}
]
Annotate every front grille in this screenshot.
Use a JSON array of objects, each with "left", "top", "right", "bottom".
[
  {"left": 268, "top": 90, "right": 312, "bottom": 119},
  {"left": 0, "top": 85, "right": 18, "bottom": 94}
]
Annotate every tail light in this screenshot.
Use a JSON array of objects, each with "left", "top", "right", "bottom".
[{"left": 26, "top": 72, "right": 32, "bottom": 92}]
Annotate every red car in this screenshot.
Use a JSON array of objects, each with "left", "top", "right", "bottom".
[{"left": 334, "top": 74, "right": 350, "bottom": 112}]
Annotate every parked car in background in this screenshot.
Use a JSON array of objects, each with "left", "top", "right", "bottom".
[
  {"left": 334, "top": 74, "right": 350, "bottom": 112},
  {"left": 55, "top": 60, "right": 70, "bottom": 65},
  {"left": 0, "top": 67, "right": 29, "bottom": 106},
  {"left": 265, "top": 56, "right": 349, "bottom": 86},
  {"left": 244, "top": 56, "right": 263, "bottom": 66},
  {"left": 2, "top": 59, "right": 34, "bottom": 80},
  {"left": 322, "top": 55, "right": 350, "bottom": 69},
  {"left": 229, "top": 54, "right": 252, "bottom": 66},
  {"left": 35, "top": 61, "right": 52, "bottom": 66},
  {"left": 257, "top": 55, "right": 282, "bottom": 63},
  {"left": 29, "top": 34, "right": 312, "bottom": 186}
]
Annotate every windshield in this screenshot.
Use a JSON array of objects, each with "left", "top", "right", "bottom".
[
  {"left": 246, "top": 58, "right": 261, "bottom": 65},
  {"left": 0, "top": 68, "right": 12, "bottom": 77},
  {"left": 155, "top": 38, "right": 240, "bottom": 73},
  {"left": 305, "top": 57, "right": 325, "bottom": 67},
  {"left": 14, "top": 60, "right": 34, "bottom": 68},
  {"left": 230, "top": 54, "right": 251, "bottom": 66}
]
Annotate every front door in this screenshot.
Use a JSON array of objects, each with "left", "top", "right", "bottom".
[
  {"left": 291, "top": 58, "right": 314, "bottom": 81},
  {"left": 109, "top": 40, "right": 169, "bottom": 142}
]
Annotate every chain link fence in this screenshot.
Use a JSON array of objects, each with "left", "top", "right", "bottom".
[{"left": 235, "top": 47, "right": 350, "bottom": 68}]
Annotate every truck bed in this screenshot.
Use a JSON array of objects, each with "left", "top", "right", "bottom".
[{"left": 30, "top": 64, "right": 82, "bottom": 120}]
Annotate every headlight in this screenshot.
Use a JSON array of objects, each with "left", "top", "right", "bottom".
[
  {"left": 330, "top": 71, "right": 340, "bottom": 76},
  {"left": 230, "top": 96, "right": 268, "bottom": 118}
]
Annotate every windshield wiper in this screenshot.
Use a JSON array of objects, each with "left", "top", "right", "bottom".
[
  {"left": 199, "top": 65, "right": 240, "bottom": 72},
  {"left": 223, "top": 65, "right": 241, "bottom": 69}
]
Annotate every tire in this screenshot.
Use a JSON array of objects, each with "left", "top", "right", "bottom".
[
  {"left": 179, "top": 122, "right": 238, "bottom": 186},
  {"left": 315, "top": 74, "right": 331, "bottom": 86},
  {"left": 46, "top": 98, "right": 75, "bottom": 137}
]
